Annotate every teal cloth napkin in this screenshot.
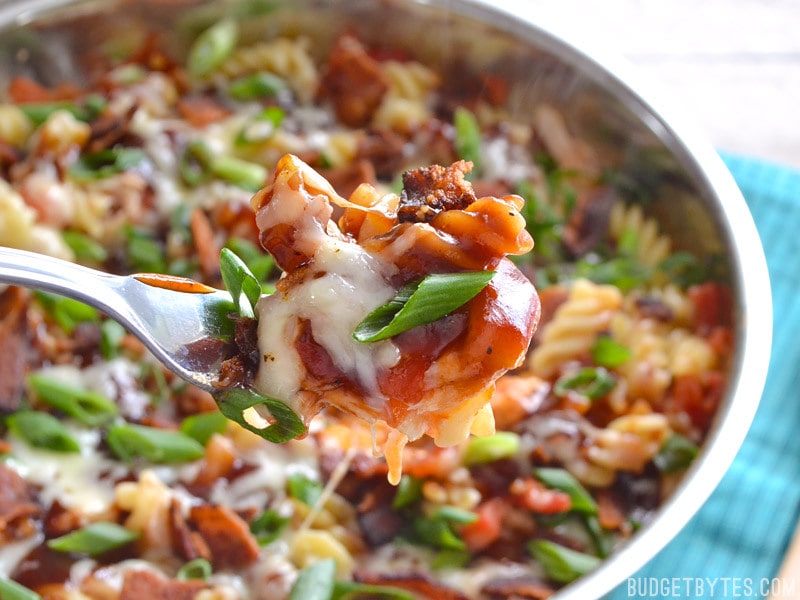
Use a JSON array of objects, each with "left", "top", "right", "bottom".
[{"left": 608, "top": 154, "right": 800, "bottom": 599}]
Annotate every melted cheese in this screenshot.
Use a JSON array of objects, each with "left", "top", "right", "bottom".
[{"left": 254, "top": 236, "right": 400, "bottom": 413}]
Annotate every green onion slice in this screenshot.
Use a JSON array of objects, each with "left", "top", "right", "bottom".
[
  {"left": 229, "top": 72, "right": 287, "bottom": 100},
  {"left": 463, "top": 431, "right": 520, "bottom": 466},
  {"left": 69, "top": 147, "right": 146, "bottom": 181},
  {"left": 177, "top": 558, "right": 213, "bottom": 581},
  {"left": 106, "top": 423, "right": 206, "bottom": 463},
  {"left": 392, "top": 474, "right": 423, "bottom": 510},
  {"left": 219, "top": 247, "right": 262, "bottom": 319},
  {"left": 62, "top": 230, "right": 108, "bottom": 264},
  {"left": 289, "top": 558, "right": 336, "bottom": 600},
  {"left": 553, "top": 367, "right": 616, "bottom": 401},
  {"left": 533, "top": 467, "right": 598, "bottom": 516},
  {"left": 6, "top": 411, "right": 80, "bottom": 453},
  {"left": 47, "top": 521, "right": 139, "bottom": 556},
  {"left": 210, "top": 155, "right": 268, "bottom": 191},
  {"left": 27, "top": 374, "right": 118, "bottom": 427},
  {"left": 180, "top": 411, "right": 229, "bottom": 446},
  {"left": 235, "top": 106, "right": 286, "bottom": 145},
  {"left": 654, "top": 433, "right": 699, "bottom": 474},
  {"left": 250, "top": 509, "right": 290, "bottom": 545},
  {"left": 215, "top": 387, "right": 306, "bottom": 444},
  {"left": 187, "top": 17, "right": 239, "bottom": 78},
  {"left": 453, "top": 106, "right": 482, "bottom": 177},
  {"left": 353, "top": 271, "right": 494, "bottom": 343},
  {"left": 332, "top": 581, "right": 414, "bottom": 600},
  {"left": 35, "top": 291, "right": 99, "bottom": 335},
  {"left": 180, "top": 140, "right": 214, "bottom": 187},
  {"left": 590, "top": 336, "right": 632, "bottom": 368},
  {"left": 287, "top": 473, "right": 324, "bottom": 507},
  {"left": 527, "top": 539, "right": 601, "bottom": 584},
  {"left": 0, "top": 577, "right": 42, "bottom": 600}
]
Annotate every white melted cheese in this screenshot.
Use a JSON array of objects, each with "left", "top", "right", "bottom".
[
  {"left": 254, "top": 235, "right": 400, "bottom": 410},
  {"left": 7, "top": 425, "right": 127, "bottom": 516}
]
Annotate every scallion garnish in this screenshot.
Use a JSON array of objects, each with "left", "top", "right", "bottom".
[
  {"left": 332, "top": 581, "right": 414, "bottom": 600},
  {"left": 62, "top": 230, "right": 108, "bottom": 264},
  {"left": 289, "top": 558, "right": 336, "bottom": 600},
  {"left": 659, "top": 251, "right": 707, "bottom": 288},
  {"left": 180, "top": 410, "right": 229, "bottom": 446},
  {"left": 100, "top": 319, "right": 127, "bottom": 360},
  {"left": 576, "top": 256, "right": 652, "bottom": 292},
  {"left": 654, "top": 433, "right": 699, "bottom": 474},
  {"left": 463, "top": 431, "right": 520, "bottom": 466},
  {"left": 413, "top": 514, "right": 467, "bottom": 551},
  {"left": 27, "top": 374, "right": 118, "bottom": 427},
  {"left": 179, "top": 140, "right": 214, "bottom": 186},
  {"left": 533, "top": 467, "right": 598, "bottom": 516},
  {"left": 287, "top": 473, "right": 324, "bottom": 507},
  {"left": 177, "top": 557, "right": 213, "bottom": 581},
  {"left": 229, "top": 72, "right": 287, "bottom": 100},
  {"left": 219, "top": 247, "right": 262, "bottom": 319},
  {"left": 47, "top": 521, "right": 139, "bottom": 556},
  {"left": 0, "top": 577, "right": 41, "bottom": 600},
  {"left": 210, "top": 155, "right": 268, "bottom": 191},
  {"left": 224, "top": 237, "right": 275, "bottom": 286},
  {"left": 69, "top": 147, "right": 147, "bottom": 181},
  {"left": 6, "top": 411, "right": 80, "bottom": 453},
  {"left": 235, "top": 106, "right": 286, "bottom": 145},
  {"left": 353, "top": 271, "right": 494, "bottom": 343},
  {"left": 125, "top": 226, "right": 167, "bottom": 273},
  {"left": 553, "top": 367, "right": 616, "bottom": 401},
  {"left": 527, "top": 539, "right": 601, "bottom": 584},
  {"left": 392, "top": 474, "right": 423, "bottom": 510},
  {"left": 106, "top": 423, "right": 206, "bottom": 463},
  {"left": 590, "top": 336, "right": 632, "bottom": 368},
  {"left": 187, "top": 17, "right": 238, "bottom": 79},
  {"left": 35, "top": 291, "right": 99, "bottom": 334},
  {"left": 215, "top": 387, "right": 306, "bottom": 443},
  {"left": 453, "top": 106, "right": 482, "bottom": 177},
  {"left": 250, "top": 509, "right": 290, "bottom": 545},
  {"left": 18, "top": 94, "right": 106, "bottom": 127}
]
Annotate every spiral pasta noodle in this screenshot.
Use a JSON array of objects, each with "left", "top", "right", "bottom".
[{"left": 609, "top": 200, "right": 671, "bottom": 268}]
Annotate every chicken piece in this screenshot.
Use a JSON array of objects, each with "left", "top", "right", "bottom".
[{"left": 250, "top": 154, "right": 540, "bottom": 483}]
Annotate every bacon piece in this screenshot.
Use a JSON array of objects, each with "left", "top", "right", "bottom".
[
  {"left": 188, "top": 504, "right": 260, "bottom": 569},
  {"left": 319, "top": 35, "right": 390, "bottom": 127},
  {"left": 120, "top": 569, "right": 207, "bottom": 600},
  {"left": 353, "top": 571, "right": 470, "bottom": 600},
  {"left": 481, "top": 576, "right": 556, "bottom": 599},
  {"left": 0, "top": 287, "right": 32, "bottom": 411},
  {"left": 0, "top": 463, "right": 42, "bottom": 537}
]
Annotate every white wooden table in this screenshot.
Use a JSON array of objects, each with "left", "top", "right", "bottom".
[{"left": 508, "top": 0, "right": 800, "bottom": 170}]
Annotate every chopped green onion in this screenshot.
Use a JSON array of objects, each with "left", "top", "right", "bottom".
[
  {"left": 654, "top": 434, "right": 699, "bottom": 474},
  {"left": 69, "top": 147, "right": 146, "bottom": 181},
  {"left": 433, "top": 505, "right": 478, "bottom": 525},
  {"left": 553, "top": 367, "right": 616, "bottom": 401},
  {"left": 6, "top": 411, "right": 80, "bottom": 453},
  {"left": 413, "top": 515, "right": 466, "bottom": 551},
  {"left": 0, "top": 577, "right": 42, "bottom": 600},
  {"left": 187, "top": 17, "right": 239, "bottom": 78},
  {"left": 100, "top": 319, "right": 127, "bottom": 360},
  {"left": 287, "top": 473, "right": 324, "bottom": 507},
  {"left": 47, "top": 521, "right": 139, "bottom": 556},
  {"left": 533, "top": 467, "right": 597, "bottom": 516},
  {"left": 35, "top": 291, "right": 99, "bottom": 334},
  {"left": 289, "top": 558, "right": 336, "bottom": 600},
  {"left": 235, "top": 106, "right": 286, "bottom": 145},
  {"left": 219, "top": 247, "right": 262, "bottom": 319},
  {"left": 453, "top": 106, "right": 482, "bottom": 177},
  {"left": 177, "top": 557, "right": 213, "bottom": 581},
  {"left": 527, "top": 539, "right": 601, "bottom": 584},
  {"left": 392, "top": 474, "right": 423, "bottom": 510},
  {"left": 353, "top": 271, "right": 494, "bottom": 343},
  {"left": 62, "top": 230, "right": 108, "bottom": 264},
  {"left": 106, "top": 423, "right": 206, "bottom": 463},
  {"left": 332, "top": 581, "right": 414, "bottom": 600},
  {"left": 250, "top": 509, "right": 290, "bottom": 545},
  {"left": 180, "top": 411, "right": 229, "bottom": 446},
  {"left": 229, "top": 72, "right": 287, "bottom": 100},
  {"left": 215, "top": 387, "right": 306, "bottom": 444},
  {"left": 590, "top": 336, "right": 632, "bottom": 368},
  {"left": 584, "top": 514, "right": 613, "bottom": 558},
  {"left": 27, "top": 374, "right": 118, "bottom": 427},
  {"left": 224, "top": 237, "right": 275, "bottom": 285},
  {"left": 19, "top": 94, "right": 106, "bottom": 126},
  {"left": 616, "top": 227, "right": 639, "bottom": 257},
  {"left": 210, "top": 155, "right": 268, "bottom": 191},
  {"left": 576, "top": 256, "right": 652, "bottom": 292},
  {"left": 125, "top": 226, "right": 167, "bottom": 273},
  {"left": 180, "top": 140, "right": 214, "bottom": 186},
  {"left": 659, "top": 251, "right": 706, "bottom": 288},
  {"left": 463, "top": 431, "right": 520, "bottom": 466},
  {"left": 431, "top": 549, "right": 472, "bottom": 571}
]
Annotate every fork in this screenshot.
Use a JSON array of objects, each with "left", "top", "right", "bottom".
[{"left": 0, "top": 246, "right": 236, "bottom": 392}]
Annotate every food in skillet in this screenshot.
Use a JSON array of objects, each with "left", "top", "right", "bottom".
[{"left": 0, "top": 14, "right": 735, "bottom": 600}]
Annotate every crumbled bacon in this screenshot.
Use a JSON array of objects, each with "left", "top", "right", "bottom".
[
  {"left": 0, "top": 463, "right": 42, "bottom": 539},
  {"left": 481, "top": 575, "right": 556, "bottom": 599},
  {"left": 188, "top": 504, "right": 260, "bottom": 569},
  {"left": 398, "top": 161, "right": 477, "bottom": 223},
  {"left": 353, "top": 571, "right": 470, "bottom": 600},
  {"left": 120, "top": 569, "right": 207, "bottom": 600},
  {"left": 319, "top": 34, "right": 389, "bottom": 127},
  {"left": 0, "top": 287, "right": 33, "bottom": 411}
]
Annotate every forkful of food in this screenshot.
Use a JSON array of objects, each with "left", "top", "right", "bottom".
[{"left": 0, "top": 154, "right": 540, "bottom": 483}]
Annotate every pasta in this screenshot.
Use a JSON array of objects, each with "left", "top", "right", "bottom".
[{"left": 0, "top": 13, "right": 736, "bottom": 600}]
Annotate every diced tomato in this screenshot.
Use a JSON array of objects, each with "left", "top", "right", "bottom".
[
  {"left": 459, "top": 497, "right": 505, "bottom": 552},
  {"left": 511, "top": 477, "right": 572, "bottom": 514},
  {"left": 688, "top": 282, "right": 733, "bottom": 335},
  {"left": 668, "top": 372, "right": 725, "bottom": 433},
  {"left": 177, "top": 96, "right": 232, "bottom": 128},
  {"left": 7, "top": 76, "right": 82, "bottom": 103}
]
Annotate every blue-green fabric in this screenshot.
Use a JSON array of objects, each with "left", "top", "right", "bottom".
[{"left": 608, "top": 154, "right": 800, "bottom": 599}]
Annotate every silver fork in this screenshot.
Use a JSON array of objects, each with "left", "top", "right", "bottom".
[{"left": 0, "top": 246, "right": 236, "bottom": 392}]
